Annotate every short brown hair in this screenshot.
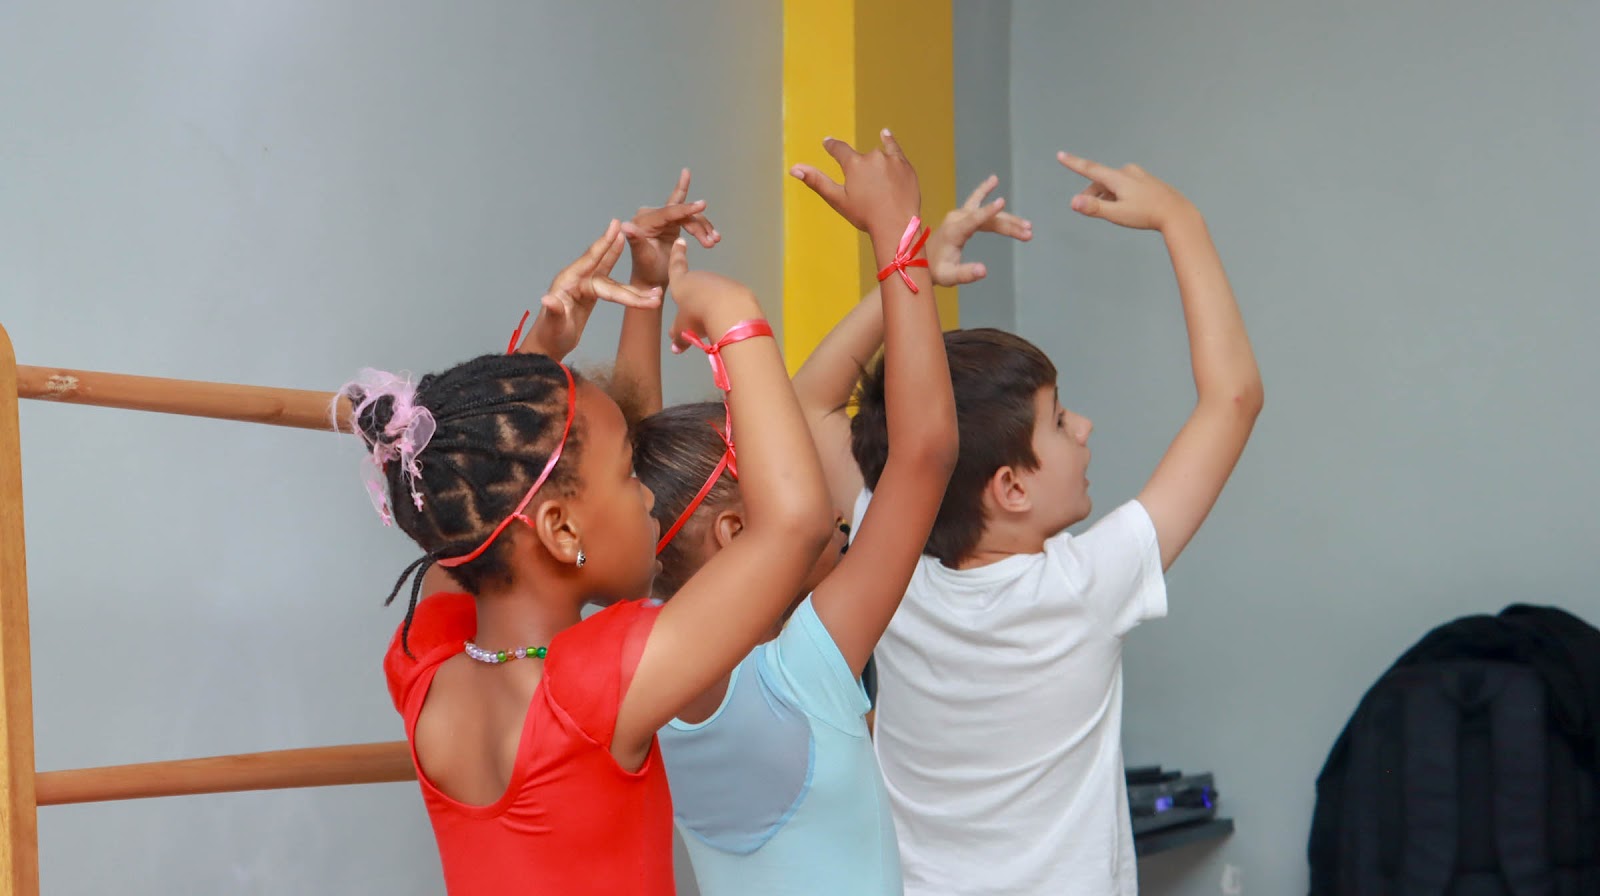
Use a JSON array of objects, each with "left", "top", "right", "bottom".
[{"left": 850, "top": 328, "right": 1056, "bottom": 566}]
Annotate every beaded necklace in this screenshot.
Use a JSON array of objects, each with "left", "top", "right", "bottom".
[{"left": 463, "top": 642, "right": 548, "bottom": 664}]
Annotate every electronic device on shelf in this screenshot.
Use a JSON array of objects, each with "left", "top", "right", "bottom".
[{"left": 1126, "top": 766, "right": 1218, "bottom": 836}]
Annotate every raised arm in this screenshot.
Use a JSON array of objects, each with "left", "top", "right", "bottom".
[
  {"left": 1058, "top": 152, "right": 1263, "bottom": 571},
  {"left": 614, "top": 248, "right": 833, "bottom": 752},
  {"left": 789, "top": 174, "right": 1031, "bottom": 516},
  {"left": 789, "top": 287, "right": 883, "bottom": 516},
  {"left": 422, "top": 222, "right": 668, "bottom": 599},
  {"left": 614, "top": 168, "right": 719, "bottom": 421},
  {"left": 790, "top": 131, "right": 958, "bottom": 675}
]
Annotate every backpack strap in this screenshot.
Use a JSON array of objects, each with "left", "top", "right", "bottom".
[
  {"left": 1485, "top": 665, "right": 1552, "bottom": 895},
  {"left": 1542, "top": 683, "right": 1596, "bottom": 896},
  {"left": 1398, "top": 668, "right": 1460, "bottom": 896}
]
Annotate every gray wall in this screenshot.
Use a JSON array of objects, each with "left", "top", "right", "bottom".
[
  {"left": 1009, "top": 1, "right": 1600, "bottom": 893},
  {"left": 953, "top": 0, "right": 1015, "bottom": 330},
  {"left": 0, "top": 1, "right": 777, "bottom": 892}
]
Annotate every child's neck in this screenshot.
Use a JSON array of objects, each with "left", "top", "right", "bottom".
[
  {"left": 472, "top": 583, "right": 583, "bottom": 650},
  {"left": 955, "top": 522, "right": 1051, "bottom": 570}
]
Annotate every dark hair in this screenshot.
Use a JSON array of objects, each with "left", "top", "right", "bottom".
[
  {"left": 851, "top": 328, "right": 1056, "bottom": 567},
  {"left": 631, "top": 401, "right": 739, "bottom": 599},
  {"left": 348, "top": 352, "right": 582, "bottom": 650},
  {"left": 576, "top": 363, "right": 652, "bottom": 430}
]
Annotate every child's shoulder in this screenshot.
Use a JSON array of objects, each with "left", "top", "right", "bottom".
[
  {"left": 553, "top": 598, "right": 662, "bottom": 650},
  {"left": 544, "top": 599, "right": 664, "bottom": 746},
  {"left": 1040, "top": 499, "right": 1166, "bottom": 631},
  {"left": 383, "top": 591, "right": 476, "bottom": 714},
  {"left": 546, "top": 599, "right": 663, "bottom": 686},
  {"left": 1045, "top": 500, "right": 1157, "bottom": 560}
]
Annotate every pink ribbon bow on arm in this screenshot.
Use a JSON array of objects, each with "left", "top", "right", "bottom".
[{"left": 875, "top": 216, "right": 930, "bottom": 293}]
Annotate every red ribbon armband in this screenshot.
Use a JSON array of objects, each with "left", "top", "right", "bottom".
[
  {"left": 680, "top": 319, "right": 775, "bottom": 392},
  {"left": 656, "top": 319, "right": 773, "bottom": 555},
  {"left": 876, "top": 216, "right": 930, "bottom": 293}
]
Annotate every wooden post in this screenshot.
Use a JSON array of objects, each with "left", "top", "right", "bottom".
[
  {"left": 782, "top": 0, "right": 957, "bottom": 373},
  {"left": 0, "top": 325, "right": 40, "bottom": 896}
]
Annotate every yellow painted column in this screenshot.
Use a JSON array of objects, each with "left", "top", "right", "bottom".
[{"left": 782, "top": 0, "right": 956, "bottom": 372}]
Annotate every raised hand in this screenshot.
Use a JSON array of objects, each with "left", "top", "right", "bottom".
[
  {"left": 520, "top": 220, "right": 662, "bottom": 359},
  {"left": 621, "top": 168, "right": 719, "bottom": 288},
  {"left": 790, "top": 129, "right": 920, "bottom": 238},
  {"left": 927, "top": 175, "right": 1034, "bottom": 286},
  {"left": 1056, "top": 152, "right": 1198, "bottom": 233}
]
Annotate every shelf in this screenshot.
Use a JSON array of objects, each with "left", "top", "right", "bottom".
[{"left": 1134, "top": 818, "right": 1234, "bottom": 858}]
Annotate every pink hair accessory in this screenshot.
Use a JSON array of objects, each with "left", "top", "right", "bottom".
[{"left": 334, "top": 369, "right": 437, "bottom": 526}]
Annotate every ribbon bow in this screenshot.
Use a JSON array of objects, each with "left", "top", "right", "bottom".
[
  {"left": 681, "top": 319, "right": 775, "bottom": 392},
  {"left": 655, "top": 318, "right": 772, "bottom": 554},
  {"left": 875, "top": 216, "right": 930, "bottom": 293},
  {"left": 713, "top": 402, "right": 738, "bottom": 480}
]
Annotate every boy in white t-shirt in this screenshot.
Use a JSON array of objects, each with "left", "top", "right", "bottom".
[{"left": 845, "top": 154, "right": 1263, "bottom": 894}]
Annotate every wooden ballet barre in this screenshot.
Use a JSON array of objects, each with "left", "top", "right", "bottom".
[
  {"left": 33, "top": 740, "right": 415, "bottom": 806},
  {"left": 15, "top": 365, "right": 351, "bottom": 432}
]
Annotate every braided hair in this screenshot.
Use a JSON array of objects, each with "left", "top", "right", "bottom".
[
  {"left": 346, "top": 352, "right": 582, "bottom": 652},
  {"left": 631, "top": 401, "right": 738, "bottom": 599}
]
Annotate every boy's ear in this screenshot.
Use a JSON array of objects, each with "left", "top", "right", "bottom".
[
  {"left": 710, "top": 508, "right": 745, "bottom": 549},
  {"left": 987, "top": 466, "right": 1032, "bottom": 516}
]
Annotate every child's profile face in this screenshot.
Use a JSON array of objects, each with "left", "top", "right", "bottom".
[
  {"left": 570, "top": 383, "right": 660, "bottom": 600},
  {"left": 1022, "top": 385, "right": 1094, "bottom": 533}
]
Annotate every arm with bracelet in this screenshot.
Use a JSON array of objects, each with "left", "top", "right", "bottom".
[
  {"left": 791, "top": 173, "right": 1032, "bottom": 519},
  {"left": 611, "top": 241, "right": 835, "bottom": 763},
  {"left": 789, "top": 130, "right": 960, "bottom": 675}
]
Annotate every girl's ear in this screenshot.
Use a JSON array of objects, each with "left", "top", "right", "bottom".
[
  {"left": 710, "top": 507, "right": 745, "bottom": 549},
  {"left": 531, "top": 497, "right": 584, "bottom": 566}
]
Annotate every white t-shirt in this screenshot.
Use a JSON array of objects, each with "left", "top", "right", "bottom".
[{"left": 854, "top": 492, "right": 1167, "bottom": 896}]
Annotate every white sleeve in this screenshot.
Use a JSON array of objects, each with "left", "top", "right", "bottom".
[
  {"left": 849, "top": 489, "right": 872, "bottom": 544},
  {"left": 1055, "top": 499, "right": 1167, "bottom": 636}
]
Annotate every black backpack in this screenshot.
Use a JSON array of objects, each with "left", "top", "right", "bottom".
[{"left": 1308, "top": 604, "right": 1600, "bottom": 896}]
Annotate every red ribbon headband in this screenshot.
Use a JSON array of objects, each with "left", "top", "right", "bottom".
[
  {"left": 437, "top": 362, "right": 577, "bottom": 569},
  {"left": 506, "top": 310, "right": 532, "bottom": 355},
  {"left": 655, "top": 404, "right": 737, "bottom": 555},
  {"left": 656, "top": 318, "right": 773, "bottom": 555},
  {"left": 875, "top": 216, "right": 930, "bottom": 293}
]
